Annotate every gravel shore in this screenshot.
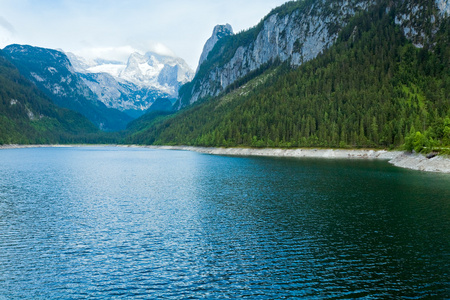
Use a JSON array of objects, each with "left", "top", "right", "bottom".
[{"left": 147, "top": 146, "right": 450, "bottom": 173}]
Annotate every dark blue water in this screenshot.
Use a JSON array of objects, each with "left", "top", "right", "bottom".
[{"left": 0, "top": 147, "right": 449, "bottom": 299}]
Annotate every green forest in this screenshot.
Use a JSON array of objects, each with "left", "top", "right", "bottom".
[{"left": 127, "top": 3, "right": 450, "bottom": 154}]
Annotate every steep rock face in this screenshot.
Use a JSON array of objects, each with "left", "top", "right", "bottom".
[
  {"left": 436, "top": 0, "right": 450, "bottom": 15},
  {"left": 394, "top": 0, "right": 449, "bottom": 48},
  {"left": 77, "top": 71, "right": 166, "bottom": 118},
  {"left": 4, "top": 45, "right": 87, "bottom": 99},
  {"left": 179, "top": 0, "right": 448, "bottom": 108},
  {"left": 2, "top": 44, "right": 132, "bottom": 131},
  {"left": 158, "top": 61, "right": 193, "bottom": 91},
  {"left": 179, "top": 0, "right": 374, "bottom": 107},
  {"left": 69, "top": 51, "right": 193, "bottom": 117},
  {"left": 196, "top": 24, "right": 234, "bottom": 73},
  {"left": 82, "top": 51, "right": 194, "bottom": 95}
]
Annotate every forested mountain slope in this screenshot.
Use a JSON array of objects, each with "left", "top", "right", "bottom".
[
  {"left": 0, "top": 51, "right": 102, "bottom": 144},
  {"left": 177, "top": 0, "right": 448, "bottom": 109},
  {"left": 127, "top": 1, "right": 450, "bottom": 152},
  {"left": 3, "top": 45, "right": 132, "bottom": 131}
]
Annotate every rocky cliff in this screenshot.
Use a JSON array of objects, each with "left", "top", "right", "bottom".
[
  {"left": 178, "top": 0, "right": 449, "bottom": 108},
  {"left": 196, "top": 24, "right": 234, "bottom": 73}
]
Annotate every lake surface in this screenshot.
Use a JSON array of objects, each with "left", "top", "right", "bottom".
[{"left": 0, "top": 147, "right": 449, "bottom": 299}]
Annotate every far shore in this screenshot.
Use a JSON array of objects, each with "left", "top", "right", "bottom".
[{"left": 1, "top": 144, "right": 450, "bottom": 174}]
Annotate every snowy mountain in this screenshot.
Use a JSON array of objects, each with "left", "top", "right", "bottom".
[{"left": 68, "top": 51, "right": 194, "bottom": 117}]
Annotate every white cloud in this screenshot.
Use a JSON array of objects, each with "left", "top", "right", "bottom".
[
  {"left": 0, "top": 16, "right": 16, "bottom": 34},
  {"left": 0, "top": 16, "right": 16, "bottom": 47},
  {"left": 75, "top": 46, "right": 138, "bottom": 62},
  {"left": 72, "top": 43, "right": 176, "bottom": 62},
  {"left": 0, "top": 28, "right": 13, "bottom": 48},
  {"left": 147, "top": 43, "right": 176, "bottom": 57},
  {"left": 0, "top": 0, "right": 288, "bottom": 68}
]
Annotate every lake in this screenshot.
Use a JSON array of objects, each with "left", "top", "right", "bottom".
[{"left": 0, "top": 147, "right": 449, "bottom": 299}]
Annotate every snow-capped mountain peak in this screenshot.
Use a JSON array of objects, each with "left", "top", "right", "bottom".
[
  {"left": 73, "top": 51, "right": 194, "bottom": 94},
  {"left": 67, "top": 50, "right": 194, "bottom": 117},
  {"left": 88, "top": 63, "right": 124, "bottom": 78},
  {"left": 121, "top": 52, "right": 165, "bottom": 87}
]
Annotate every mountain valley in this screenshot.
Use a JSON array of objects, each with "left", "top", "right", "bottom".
[{"left": 0, "top": 0, "right": 448, "bottom": 154}]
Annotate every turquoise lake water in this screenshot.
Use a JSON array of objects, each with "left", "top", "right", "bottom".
[{"left": 0, "top": 147, "right": 449, "bottom": 299}]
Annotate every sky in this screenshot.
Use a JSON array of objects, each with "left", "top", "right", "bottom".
[{"left": 0, "top": 0, "right": 288, "bottom": 69}]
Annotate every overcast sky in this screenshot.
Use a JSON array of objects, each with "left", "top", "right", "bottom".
[{"left": 0, "top": 0, "right": 288, "bottom": 69}]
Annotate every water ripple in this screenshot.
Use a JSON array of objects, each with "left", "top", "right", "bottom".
[{"left": 0, "top": 147, "right": 449, "bottom": 299}]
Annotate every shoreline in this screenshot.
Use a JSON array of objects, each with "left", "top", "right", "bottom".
[
  {"left": 144, "top": 146, "right": 450, "bottom": 173},
  {"left": 1, "top": 144, "right": 450, "bottom": 173}
]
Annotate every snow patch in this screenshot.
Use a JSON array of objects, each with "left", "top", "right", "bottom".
[
  {"left": 87, "top": 64, "right": 126, "bottom": 77},
  {"left": 30, "top": 72, "right": 45, "bottom": 82},
  {"left": 47, "top": 67, "right": 57, "bottom": 74},
  {"left": 60, "top": 76, "right": 72, "bottom": 84},
  {"left": 51, "top": 84, "right": 63, "bottom": 95},
  {"left": 67, "top": 50, "right": 194, "bottom": 114}
]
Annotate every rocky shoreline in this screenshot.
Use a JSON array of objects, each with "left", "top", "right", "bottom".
[
  {"left": 1, "top": 144, "right": 450, "bottom": 173},
  {"left": 146, "top": 146, "right": 450, "bottom": 174}
]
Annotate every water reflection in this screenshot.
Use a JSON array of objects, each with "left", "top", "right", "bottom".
[{"left": 0, "top": 148, "right": 449, "bottom": 299}]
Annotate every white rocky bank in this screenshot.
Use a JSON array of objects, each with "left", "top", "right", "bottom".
[{"left": 148, "top": 146, "right": 450, "bottom": 174}]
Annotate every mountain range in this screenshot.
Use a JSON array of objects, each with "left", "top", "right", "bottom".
[
  {"left": 1, "top": 44, "right": 193, "bottom": 131},
  {"left": 67, "top": 51, "right": 193, "bottom": 118},
  {"left": 178, "top": 0, "right": 449, "bottom": 108},
  {"left": 0, "top": 0, "right": 449, "bottom": 152}
]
